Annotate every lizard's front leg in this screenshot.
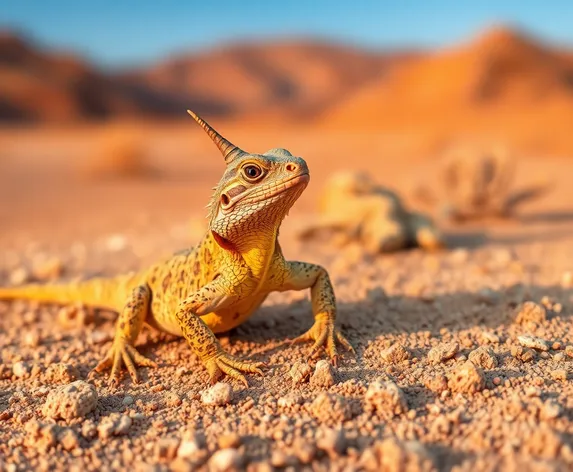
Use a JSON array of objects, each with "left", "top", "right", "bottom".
[
  {"left": 278, "top": 262, "right": 354, "bottom": 365},
  {"left": 92, "top": 284, "right": 157, "bottom": 385},
  {"left": 175, "top": 282, "right": 265, "bottom": 387}
]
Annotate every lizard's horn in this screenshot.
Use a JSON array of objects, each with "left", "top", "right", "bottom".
[{"left": 187, "top": 110, "right": 245, "bottom": 163}]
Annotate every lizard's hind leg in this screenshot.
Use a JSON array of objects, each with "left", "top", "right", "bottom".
[{"left": 91, "top": 285, "right": 157, "bottom": 385}]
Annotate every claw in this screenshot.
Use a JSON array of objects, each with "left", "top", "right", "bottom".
[
  {"left": 289, "top": 333, "right": 310, "bottom": 345},
  {"left": 217, "top": 362, "right": 249, "bottom": 388},
  {"left": 336, "top": 331, "right": 355, "bottom": 354},
  {"left": 291, "top": 321, "right": 354, "bottom": 365},
  {"left": 92, "top": 339, "right": 156, "bottom": 385},
  {"left": 204, "top": 351, "right": 265, "bottom": 387}
]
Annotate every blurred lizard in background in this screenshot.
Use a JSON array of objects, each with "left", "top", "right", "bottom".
[{"left": 0, "top": 110, "right": 354, "bottom": 387}]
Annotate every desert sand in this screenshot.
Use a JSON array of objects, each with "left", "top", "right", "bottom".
[{"left": 1, "top": 120, "right": 573, "bottom": 471}]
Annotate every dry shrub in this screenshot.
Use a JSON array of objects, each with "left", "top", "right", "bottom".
[
  {"left": 82, "top": 123, "right": 158, "bottom": 180},
  {"left": 434, "top": 146, "right": 549, "bottom": 221}
]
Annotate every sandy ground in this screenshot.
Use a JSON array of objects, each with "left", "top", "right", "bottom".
[{"left": 1, "top": 123, "right": 573, "bottom": 471}]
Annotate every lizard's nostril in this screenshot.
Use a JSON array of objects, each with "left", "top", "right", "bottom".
[{"left": 286, "top": 163, "right": 297, "bottom": 172}]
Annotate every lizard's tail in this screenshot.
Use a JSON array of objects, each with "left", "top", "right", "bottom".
[{"left": 0, "top": 273, "right": 142, "bottom": 311}]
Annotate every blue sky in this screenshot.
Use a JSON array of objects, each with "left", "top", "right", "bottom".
[{"left": 2, "top": 1, "right": 573, "bottom": 69}]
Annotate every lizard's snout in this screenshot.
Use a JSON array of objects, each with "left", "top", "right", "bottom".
[{"left": 285, "top": 158, "right": 309, "bottom": 176}]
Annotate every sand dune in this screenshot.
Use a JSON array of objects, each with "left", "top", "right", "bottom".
[
  {"left": 121, "top": 40, "right": 413, "bottom": 120},
  {"left": 320, "top": 26, "right": 573, "bottom": 157},
  {"left": 0, "top": 31, "right": 411, "bottom": 123}
]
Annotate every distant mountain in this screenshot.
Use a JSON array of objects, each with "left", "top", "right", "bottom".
[
  {"left": 0, "top": 31, "right": 191, "bottom": 122},
  {"left": 119, "top": 40, "right": 416, "bottom": 120},
  {"left": 320, "top": 26, "right": 573, "bottom": 155},
  {"left": 2, "top": 25, "right": 573, "bottom": 157},
  {"left": 0, "top": 31, "right": 411, "bottom": 123}
]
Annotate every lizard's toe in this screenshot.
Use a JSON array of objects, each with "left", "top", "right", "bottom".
[
  {"left": 125, "top": 344, "right": 158, "bottom": 368},
  {"left": 93, "top": 340, "right": 156, "bottom": 385},
  {"left": 217, "top": 361, "right": 249, "bottom": 388},
  {"left": 109, "top": 352, "right": 123, "bottom": 385},
  {"left": 204, "top": 351, "right": 265, "bottom": 386},
  {"left": 292, "top": 321, "right": 354, "bottom": 365},
  {"left": 93, "top": 353, "right": 113, "bottom": 374},
  {"left": 121, "top": 350, "right": 139, "bottom": 383},
  {"left": 289, "top": 331, "right": 312, "bottom": 345},
  {"left": 206, "top": 362, "right": 224, "bottom": 385},
  {"left": 331, "top": 355, "right": 339, "bottom": 368},
  {"left": 336, "top": 331, "right": 355, "bottom": 354}
]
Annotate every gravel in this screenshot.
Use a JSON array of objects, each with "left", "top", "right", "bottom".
[{"left": 3, "top": 182, "right": 573, "bottom": 470}]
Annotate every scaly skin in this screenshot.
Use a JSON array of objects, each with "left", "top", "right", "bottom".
[{"left": 0, "top": 110, "right": 354, "bottom": 387}]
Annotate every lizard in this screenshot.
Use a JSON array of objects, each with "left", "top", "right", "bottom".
[
  {"left": 297, "top": 171, "right": 445, "bottom": 254},
  {"left": 0, "top": 110, "right": 354, "bottom": 387}
]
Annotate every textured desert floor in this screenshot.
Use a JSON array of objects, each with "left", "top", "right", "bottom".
[{"left": 1, "top": 124, "right": 573, "bottom": 472}]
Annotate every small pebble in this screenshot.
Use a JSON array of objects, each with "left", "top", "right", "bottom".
[
  {"left": 468, "top": 346, "right": 498, "bottom": 370},
  {"left": 218, "top": 432, "right": 241, "bottom": 449},
  {"left": 23, "top": 331, "right": 41, "bottom": 348},
  {"left": 518, "top": 335, "right": 549, "bottom": 351},
  {"left": 551, "top": 369, "right": 568, "bottom": 381},
  {"left": 33, "top": 257, "right": 64, "bottom": 281},
  {"left": 364, "top": 379, "right": 408, "bottom": 417},
  {"left": 89, "top": 330, "right": 111, "bottom": 345},
  {"left": 541, "top": 400, "right": 563, "bottom": 420},
  {"left": 155, "top": 438, "right": 180, "bottom": 461},
  {"left": 428, "top": 342, "right": 459, "bottom": 364},
  {"left": 122, "top": 396, "right": 134, "bottom": 406},
  {"left": 515, "top": 301, "right": 547, "bottom": 325},
  {"left": 289, "top": 361, "right": 312, "bottom": 385},
  {"left": 380, "top": 343, "right": 410, "bottom": 364},
  {"left": 201, "top": 382, "right": 233, "bottom": 406},
  {"left": 317, "top": 428, "right": 346, "bottom": 458},
  {"left": 209, "top": 448, "right": 242, "bottom": 472},
  {"left": 115, "top": 415, "right": 132, "bottom": 435},
  {"left": 310, "top": 360, "right": 336, "bottom": 388},
  {"left": 13, "top": 361, "right": 30, "bottom": 378},
  {"left": 270, "top": 450, "right": 290, "bottom": 468},
  {"left": 42, "top": 381, "right": 98, "bottom": 421},
  {"left": 277, "top": 393, "right": 303, "bottom": 409},
  {"left": 511, "top": 345, "right": 535, "bottom": 362},
  {"left": 481, "top": 331, "right": 501, "bottom": 344},
  {"left": 447, "top": 361, "right": 485, "bottom": 394}
]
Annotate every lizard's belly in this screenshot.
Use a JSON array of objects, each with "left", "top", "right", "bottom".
[
  {"left": 149, "top": 293, "right": 269, "bottom": 336},
  {"left": 203, "top": 293, "right": 268, "bottom": 334}
]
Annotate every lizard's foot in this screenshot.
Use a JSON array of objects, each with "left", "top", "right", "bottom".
[
  {"left": 291, "top": 321, "right": 355, "bottom": 366},
  {"left": 204, "top": 351, "right": 265, "bottom": 388},
  {"left": 91, "top": 338, "right": 157, "bottom": 385}
]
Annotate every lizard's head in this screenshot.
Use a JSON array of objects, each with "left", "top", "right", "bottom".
[{"left": 187, "top": 110, "right": 309, "bottom": 247}]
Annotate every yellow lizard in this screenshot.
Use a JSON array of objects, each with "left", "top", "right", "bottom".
[{"left": 0, "top": 111, "right": 354, "bottom": 386}]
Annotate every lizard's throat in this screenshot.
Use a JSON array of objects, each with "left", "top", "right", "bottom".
[{"left": 213, "top": 226, "right": 278, "bottom": 280}]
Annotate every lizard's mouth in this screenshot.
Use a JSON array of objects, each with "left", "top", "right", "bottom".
[{"left": 221, "top": 173, "right": 309, "bottom": 213}]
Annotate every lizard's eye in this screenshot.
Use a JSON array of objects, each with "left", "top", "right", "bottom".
[{"left": 243, "top": 165, "right": 263, "bottom": 181}]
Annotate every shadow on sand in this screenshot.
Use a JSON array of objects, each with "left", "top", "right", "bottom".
[{"left": 235, "top": 282, "right": 572, "bottom": 355}]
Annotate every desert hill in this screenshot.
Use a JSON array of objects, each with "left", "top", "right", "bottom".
[
  {"left": 319, "top": 26, "right": 573, "bottom": 156},
  {"left": 0, "top": 32, "right": 187, "bottom": 122},
  {"left": 120, "top": 40, "right": 414, "bottom": 120},
  {"left": 2, "top": 25, "right": 573, "bottom": 157},
  {"left": 0, "top": 31, "right": 409, "bottom": 123}
]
